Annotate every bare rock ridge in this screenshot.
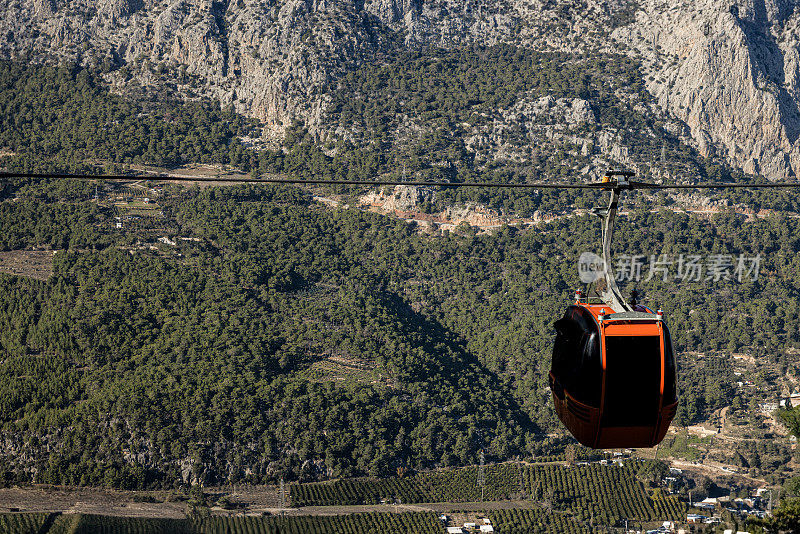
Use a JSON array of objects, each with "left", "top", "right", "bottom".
[
  {"left": 3, "top": 0, "right": 800, "bottom": 179},
  {"left": 616, "top": 0, "right": 800, "bottom": 179},
  {"left": 0, "top": 0, "right": 630, "bottom": 136}
]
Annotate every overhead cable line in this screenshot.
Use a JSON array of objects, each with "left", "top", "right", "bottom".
[{"left": 3, "top": 171, "right": 800, "bottom": 190}]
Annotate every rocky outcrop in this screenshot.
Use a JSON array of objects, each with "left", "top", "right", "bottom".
[
  {"left": 99, "top": 0, "right": 143, "bottom": 22},
  {"left": 33, "top": 0, "right": 58, "bottom": 18},
  {"left": 360, "top": 185, "right": 436, "bottom": 212},
  {"left": 0, "top": 0, "right": 629, "bottom": 141},
  {"left": 615, "top": 0, "right": 800, "bottom": 179},
  {"left": 464, "top": 95, "right": 601, "bottom": 164}
]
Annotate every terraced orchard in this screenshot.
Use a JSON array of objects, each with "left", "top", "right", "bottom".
[
  {"left": 0, "top": 513, "right": 441, "bottom": 534},
  {"left": 0, "top": 505, "right": 675, "bottom": 534},
  {"left": 199, "top": 513, "right": 442, "bottom": 534},
  {"left": 0, "top": 513, "right": 52, "bottom": 534},
  {"left": 198, "top": 510, "right": 595, "bottom": 534},
  {"left": 0, "top": 514, "right": 192, "bottom": 534},
  {"left": 482, "top": 508, "right": 590, "bottom": 534},
  {"left": 291, "top": 463, "right": 685, "bottom": 525}
]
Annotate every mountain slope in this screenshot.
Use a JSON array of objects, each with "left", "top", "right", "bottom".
[
  {"left": 3, "top": 1, "right": 800, "bottom": 178},
  {"left": 0, "top": 1, "right": 642, "bottom": 145}
]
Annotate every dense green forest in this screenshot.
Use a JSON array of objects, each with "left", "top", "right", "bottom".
[
  {"left": 0, "top": 64, "right": 252, "bottom": 174},
  {"left": 1, "top": 180, "right": 800, "bottom": 489}
]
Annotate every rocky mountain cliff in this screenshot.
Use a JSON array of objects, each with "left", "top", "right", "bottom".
[
  {"left": 616, "top": 0, "right": 800, "bottom": 179},
  {"left": 2, "top": 0, "right": 800, "bottom": 179}
]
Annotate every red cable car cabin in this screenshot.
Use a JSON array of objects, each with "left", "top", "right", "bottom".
[{"left": 549, "top": 298, "right": 678, "bottom": 449}]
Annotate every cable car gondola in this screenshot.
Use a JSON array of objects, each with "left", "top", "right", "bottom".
[{"left": 549, "top": 171, "right": 677, "bottom": 448}]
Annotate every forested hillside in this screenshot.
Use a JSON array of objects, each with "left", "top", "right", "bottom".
[
  {"left": 5, "top": 59, "right": 800, "bottom": 216},
  {"left": 1, "top": 56, "right": 800, "bottom": 491},
  {"left": 1, "top": 176, "right": 800, "bottom": 488}
]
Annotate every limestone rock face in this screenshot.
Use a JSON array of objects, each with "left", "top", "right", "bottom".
[
  {"left": 4, "top": 0, "right": 800, "bottom": 179},
  {"left": 33, "top": 0, "right": 58, "bottom": 18},
  {"left": 360, "top": 185, "right": 436, "bottom": 212},
  {"left": 615, "top": 0, "right": 800, "bottom": 179},
  {"left": 0, "top": 0, "right": 627, "bottom": 140},
  {"left": 98, "top": 0, "right": 143, "bottom": 22}
]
